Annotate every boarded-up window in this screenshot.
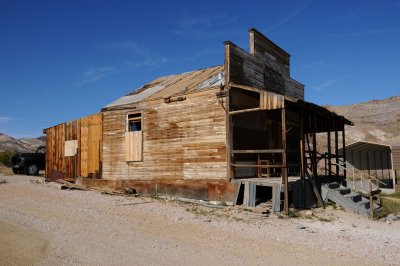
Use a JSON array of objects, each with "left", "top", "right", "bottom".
[
  {"left": 64, "top": 140, "right": 78, "bottom": 157},
  {"left": 126, "top": 113, "right": 142, "bottom": 161}
]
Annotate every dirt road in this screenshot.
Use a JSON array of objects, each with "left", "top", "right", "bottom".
[{"left": 0, "top": 175, "right": 399, "bottom": 265}]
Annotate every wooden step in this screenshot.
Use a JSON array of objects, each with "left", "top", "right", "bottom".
[
  {"left": 327, "top": 182, "right": 340, "bottom": 189},
  {"left": 336, "top": 187, "right": 351, "bottom": 195},
  {"left": 344, "top": 193, "right": 362, "bottom": 203},
  {"left": 356, "top": 198, "right": 370, "bottom": 209}
]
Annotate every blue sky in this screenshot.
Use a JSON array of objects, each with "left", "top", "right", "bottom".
[{"left": 0, "top": 0, "right": 399, "bottom": 138}]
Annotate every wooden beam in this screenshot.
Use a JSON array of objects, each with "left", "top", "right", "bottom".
[
  {"left": 305, "top": 168, "right": 324, "bottom": 207},
  {"left": 229, "top": 82, "right": 264, "bottom": 94},
  {"left": 229, "top": 82, "right": 297, "bottom": 103},
  {"left": 230, "top": 164, "right": 285, "bottom": 168},
  {"left": 228, "top": 107, "right": 261, "bottom": 115},
  {"left": 230, "top": 149, "right": 285, "bottom": 154}
]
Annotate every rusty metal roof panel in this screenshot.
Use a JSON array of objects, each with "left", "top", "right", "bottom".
[{"left": 103, "top": 65, "right": 224, "bottom": 109}]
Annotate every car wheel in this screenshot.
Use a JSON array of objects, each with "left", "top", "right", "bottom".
[
  {"left": 12, "top": 169, "right": 18, "bottom": 174},
  {"left": 25, "top": 164, "right": 39, "bottom": 176}
]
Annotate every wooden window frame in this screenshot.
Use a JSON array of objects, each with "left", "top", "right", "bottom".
[{"left": 125, "top": 112, "right": 143, "bottom": 162}]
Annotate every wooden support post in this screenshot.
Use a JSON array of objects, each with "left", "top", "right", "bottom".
[
  {"left": 390, "top": 151, "right": 396, "bottom": 189},
  {"left": 300, "top": 109, "right": 306, "bottom": 209},
  {"left": 361, "top": 172, "right": 364, "bottom": 189},
  {"left": 369, "top": 179, "right": 374, "bottom": 219},
  {"left": 380, "top": 151, "right": 384, "bottom": 179},
  {"left": 311, "top": 114, "right": 323, "bottom": 208},
  {"left": 335, "top": 130, "right": 339, "bottom": 177},
  {"left": 367, "top": 151, "right": 371, "bottom": 176},
  {"left": 272, "top": 184, "right": 281, "bottom": 212},
  {"left": 281, "top": 108, "right": 288, "bottom": 214},
  {"left": 342, "top": 127, "right": 346, "bottom": 181},
  {"left": 374, "top": 151, "right": 378, "bottom": 178},
  {"left": 227, "top": 87, "right": 234, "bottom": 180},
  {"left": 312, "top": 115, "right": 317, "bottom": 178},
  {"left": 327, "top": 131, "right": 331, "bottom": 178},
  {"left": 224, "top": 42, "right": 232, "bottom": 182},
  {"left": 243, "top": 181, "right": 256, "bottom": 207},
  {"left": 300, "top": 109, "right": 305, "bottom": 181}
]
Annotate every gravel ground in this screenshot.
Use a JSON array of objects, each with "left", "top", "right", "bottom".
[{"left": 0, "top": 174, "right": 399, "bottom": 265}]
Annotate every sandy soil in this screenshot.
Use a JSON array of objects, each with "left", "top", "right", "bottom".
[{"left": 0, "top": 175, "right": 399, "bottom": 266}]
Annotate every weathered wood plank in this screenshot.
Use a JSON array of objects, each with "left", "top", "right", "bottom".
[{"left": 102, "top": 88, "right": 227, "bottom": 181}]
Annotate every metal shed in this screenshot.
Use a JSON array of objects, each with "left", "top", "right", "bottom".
[{"left": 341, "top": 141, "right": 400, "bottom": 192}]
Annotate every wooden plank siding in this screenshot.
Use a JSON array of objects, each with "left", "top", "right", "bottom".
[
  {"left": 225, "top": 29, "right": 304, "bottom": 100},
  {"left": 44, "top": 113, "right": 102, "bottom": 180},
  {"left": 102, "top": 88, "right": 227, "bottom": 183}
]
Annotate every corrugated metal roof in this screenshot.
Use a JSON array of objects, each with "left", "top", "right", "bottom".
[
  {"left": 104, "top": 65, "right": 224, "bottom": 109},
  {"left": 344, "top": 141, "right": 392, "bottom": 153}
]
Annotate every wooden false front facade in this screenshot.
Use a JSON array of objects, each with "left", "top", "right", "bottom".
[{"left": 44, "top": 28, "right": 352, "bottom": 211}]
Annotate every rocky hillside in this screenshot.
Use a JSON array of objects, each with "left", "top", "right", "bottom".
[
  {"left": 325, "top": 96, "right": 400, "bottom": 145},
  {"left": 0, "top": 133, "right": 45, "bottom": 152},
  {"left": 0, "top": 96, "right": 398, "bottom": 152}
]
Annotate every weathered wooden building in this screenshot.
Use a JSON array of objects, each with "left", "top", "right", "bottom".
[
  {"left": 44, "top": 29, "right": 352, "bottom": 212},
  {"left": 44, "top": 113, "right": 102, "bottom": 181}
]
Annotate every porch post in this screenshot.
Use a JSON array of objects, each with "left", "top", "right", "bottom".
[
  {"left": 224, "top": 42, "right": 233, "bottom": 181},
  {"left": 342, "top": 124, "right": 347, "bottom": 181},
  {"left": 327, "top": 131, "right": 331, "bottom": 178},
  {"left": 281, "top": 108, "right": 288, "bottom": 214},
  {"left": 300, "top": 109, "right": 305, "bottom": 181},
  {"left": 335, "top": 130, "right": 339, "bottom": 177}
]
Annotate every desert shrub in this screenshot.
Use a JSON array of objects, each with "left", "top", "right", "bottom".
[
  {"left": 381, "top": 192, "right": 400, "bottom": 199},
  {"left": 377, "top": 195, "right": 400, "bottom": 218},
  {"left": 0, "top": 151, "right": 16, "bottom": 167}
]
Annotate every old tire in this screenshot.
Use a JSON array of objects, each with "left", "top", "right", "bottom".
[{"left": 25, "top": 164, "right": 39, "bottom": 176}]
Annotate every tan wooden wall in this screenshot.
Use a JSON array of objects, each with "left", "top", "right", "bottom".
[
  {"left": 45, "top": 113, "right": 102, "bottom": 180},
  {"left": 102, "top": 88, "right": 227, "bottom": 182}
]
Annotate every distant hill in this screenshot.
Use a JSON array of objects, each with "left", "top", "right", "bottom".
[
  {"left": 0, "top": 96, "right": 398, "bottom": 153},
  {"left": 325, "top": 95, "right": 400, "bottom": 145},
  {"left": 0, "top": 133, "right": 45, "bottom": 152}
]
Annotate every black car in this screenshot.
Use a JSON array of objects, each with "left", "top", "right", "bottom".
[{"left": 11, "top": 146, "right": 45, "bottom": 175}]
